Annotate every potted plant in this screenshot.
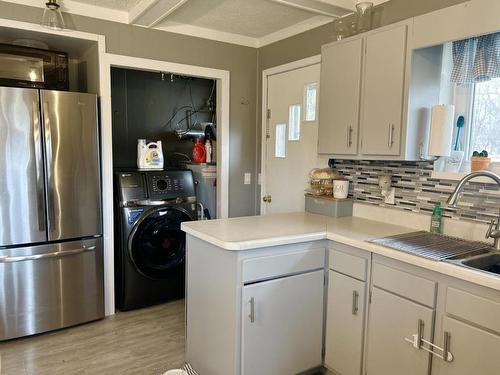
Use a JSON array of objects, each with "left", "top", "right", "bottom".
[{"left": 471, "top": 150, "right": 491, "bottom": 172}]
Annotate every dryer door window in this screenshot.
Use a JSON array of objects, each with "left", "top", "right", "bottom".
[{"left": 129, "top": 208, "right": 192, "bottom": 279}]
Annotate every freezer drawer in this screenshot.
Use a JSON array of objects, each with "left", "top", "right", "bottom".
[
  {"left": 41, "top": 90, "right": 102, "bottom": 241},
  {"left": 0, "top": 238, "right": 104, "bottom": 341}
]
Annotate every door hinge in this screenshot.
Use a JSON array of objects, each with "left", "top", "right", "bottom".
[
  {"left": 321, "top": 345, "right": 326, "bottom": 359},
  {"left": 266, "top": 109, "right": 271, "bottom": 139},
  {"left": 369, "top": 290, "right": 372, "bottom": 304}
]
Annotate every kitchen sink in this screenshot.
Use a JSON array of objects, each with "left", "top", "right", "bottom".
[
  {"left": 462, "top": 253, "right": 500, "bottom": 274},
  {"left": 450, "top": 252, "right": 500, "bottom": 275}
]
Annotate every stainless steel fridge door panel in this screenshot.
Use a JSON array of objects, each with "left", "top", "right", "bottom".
[
  {"left": 41, "top": 90, "right": 102, "bottom": 241},
  {"left": 0, "top": 87, "right": 46, "bottom": 247},
  {"left": 0, "top": 238, "right": 104, "bottom": 341}
]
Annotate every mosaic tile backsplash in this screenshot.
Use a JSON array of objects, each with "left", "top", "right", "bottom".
[{"left": 332, "top": 160, "right": 500, "bottom": 224}]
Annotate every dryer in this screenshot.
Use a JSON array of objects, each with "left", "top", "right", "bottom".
[{"left": 114, "top": 170, "right": 197, "bottom": 311}]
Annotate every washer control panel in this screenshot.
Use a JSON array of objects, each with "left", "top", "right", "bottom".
[{"left": 146, "top": 170, "right": 196, "bottom": 200}]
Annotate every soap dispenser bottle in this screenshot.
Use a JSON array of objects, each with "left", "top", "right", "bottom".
[{"left": 430, "top": 202, "right": 443, "bottom": 234}]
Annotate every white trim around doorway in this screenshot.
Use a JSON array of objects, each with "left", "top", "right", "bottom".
[
  {"left": 102, "top": 53, "right": 230, "bottom": 221},
  {"left": 260, "top": 55, "right": 321, "bottom": 215}
]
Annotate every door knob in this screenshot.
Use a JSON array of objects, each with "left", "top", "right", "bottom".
[{"left": 263, "top": 195, "right": 272, "bottom": 203}]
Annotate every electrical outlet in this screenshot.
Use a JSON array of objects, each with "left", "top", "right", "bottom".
[{"left": 244, "top": 173, "right": 251, "bottom": 185}]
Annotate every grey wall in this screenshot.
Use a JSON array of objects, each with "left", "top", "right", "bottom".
[
  {"left": 0, "top": 1, "right": 258, "bottom": 218},
  {"left": 255, "top": 0, "right": 469, "bottom": 212},
  {"left": 0, "top": 0, "right": 473, "bottom": 217},
  {"left": 258, "top": 0, "right": 469, "bottom": 71}
]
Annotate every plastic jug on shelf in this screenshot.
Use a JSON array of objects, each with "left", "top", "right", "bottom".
[{"left": 137, "top": 139, "right": 164, "bottom": 170}]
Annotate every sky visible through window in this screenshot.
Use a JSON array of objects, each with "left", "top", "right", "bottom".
[{"left": 470, "top": 77, "right": 500, "bottom": 159}]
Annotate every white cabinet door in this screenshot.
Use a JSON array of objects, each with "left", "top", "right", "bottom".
[
  {"left": 241, "top": 270, "right": 324, "bottom": 375},
  {"left": 432, "top": 316, "right": 500, "bottom": 375},
  {"left": 361, "top": 25, "right": 407, "bottom": 156},
  {"left": 325, "top": 270, "right": 365, "bottom": 375},
  {"left": 318, "top": 38, "right": 363, "bottom": 155},
  {"left": 366, "top": 287, "right": 433, "bottom": 375}
]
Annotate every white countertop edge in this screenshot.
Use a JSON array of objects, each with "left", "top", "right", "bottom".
[
  {"left": 327, "top": 232, "right": 500, "bottom": 291},
  {"left": 184, "top": 226, "right": 327, "bottom": 251}
]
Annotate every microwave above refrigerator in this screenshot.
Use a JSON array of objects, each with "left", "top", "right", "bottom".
[{"left": 0, "top": 43, "right": 69, "bottom": 90}]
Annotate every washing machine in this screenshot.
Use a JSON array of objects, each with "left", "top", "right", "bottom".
[{"left": 114, "top": 169, "right": 197, "bottom": 311}]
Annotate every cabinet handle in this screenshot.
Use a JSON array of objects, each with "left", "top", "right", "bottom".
[
  {"left": 404, "top": 320, "right": 454, "bottom": 362},
  {"left": 346, "top": 125, "right": 353, "bottom": 147},
  {"left": 352, "top": 291, "right": 359, "bottom": 315},
  {"left": 443, "top": 331, "right": 452, "bottom": 362},
  {"left": 249, "top": 297, "right": 255, "bottom": 323},
  {"left": 388, "top": 123, "right": 395, "bottom": 148}
]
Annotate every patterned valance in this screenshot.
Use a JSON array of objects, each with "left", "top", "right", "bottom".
[{"left": 451, "top": 32, "right": 500, "bottom": 84}]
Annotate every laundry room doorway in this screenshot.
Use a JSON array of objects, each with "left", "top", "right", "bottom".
[{"left": 100, "top": 54, "right": 230, "bottom": 315}]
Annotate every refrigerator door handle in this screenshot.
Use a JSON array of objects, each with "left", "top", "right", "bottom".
[
  {"left": 0, "top": 245, "right": 96, "bottom": 263},
  {"left": 33, "top": 98, "right": 46, "bottom": 233},
  {"left": 42, "top": 100, "right": 55, "bottom": 234}
]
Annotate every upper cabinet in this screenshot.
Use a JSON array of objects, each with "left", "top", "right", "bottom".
[
  {"left": 318, "top": 37, "right": 363, "bottom": 155},
  {"left": 319, "top": 22, "right": 416, "bottom": 160},
  {"left": 360, "top": 25, "right": 407, "bottom": 156}
]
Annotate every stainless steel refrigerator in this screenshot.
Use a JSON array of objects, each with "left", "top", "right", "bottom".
[{"left": 0, "top": 87, "right": 104, "bottom": 341}]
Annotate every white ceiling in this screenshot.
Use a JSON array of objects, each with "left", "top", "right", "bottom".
[
  {"left": 2, "top": 0, "right": 390, "bottom": 47},
  {"left": 68, "top": 0, "right": 142, "bottom": 10}
]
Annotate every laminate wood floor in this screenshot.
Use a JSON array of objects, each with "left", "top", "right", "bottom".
[{"left": 0, "top": 300, "right": 185, "bottom": 375}]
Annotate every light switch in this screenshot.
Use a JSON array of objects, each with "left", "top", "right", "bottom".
[{"left": 244, "top": 173, "right": 251, "bottom": 185}]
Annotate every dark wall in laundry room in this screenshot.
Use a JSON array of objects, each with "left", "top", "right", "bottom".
[{"left": 111, "top": 67, "right": 216, "bottom": 169}]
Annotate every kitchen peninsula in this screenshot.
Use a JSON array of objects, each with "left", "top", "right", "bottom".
[{"left": 182, "top": 206, "right": 500, "bottom": 375}]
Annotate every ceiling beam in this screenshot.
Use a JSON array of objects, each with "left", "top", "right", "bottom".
[
  {"left": 128, "top": 0, "right": 161, "bottom": 24},
  {"left": 269, "top": 0, "right": 353, "bottom": 17},
  {"left": 129, "top": 0, "right": 190, "bottom": 27}
]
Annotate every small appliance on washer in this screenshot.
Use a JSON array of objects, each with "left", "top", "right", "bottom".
[{"left": 114, "top": 169, "right": 197, "bottom": 311}]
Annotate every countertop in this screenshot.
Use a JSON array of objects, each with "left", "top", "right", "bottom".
[
  {"left": 181, "top": 212, "right": 328, "bottom": 250},
  {"left": 182, "top": 212, "right": 500, "bottom": 291}
]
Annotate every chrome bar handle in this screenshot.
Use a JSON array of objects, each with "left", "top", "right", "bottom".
[
  {"left": 42, "top": 100, "right": 55, "bottom": 233},
  {"left": 443, "top": 331, "right": 452, "bottom": 362},
  {"left": 347, "top": 125, "right": 353, "bottom": 147},
  {"left": 352, "top": 291, "right": 359, "bottom": 315},
  {"left": 416, "top": 319, "right": 423, "bottom": 349},
  {"left": 249, "top": 297, "right": 255, "bottom": 323},
  {"left": 0, "top": 246, "right": 96, "bottom": 263},
  {"left": 388, "top": 123, "right": 395, "bottom": 148},
  {"left": 33, "top": 98, "right": 45, "bottom": 232}
]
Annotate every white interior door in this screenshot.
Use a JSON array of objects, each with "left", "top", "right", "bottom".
[{"left": 263, "top": 63, "right": 325, "bottom": 214}]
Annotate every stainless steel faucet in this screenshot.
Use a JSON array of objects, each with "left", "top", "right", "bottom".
[{"left": 446, "top": 171, "right": 500, "bottom": 250}]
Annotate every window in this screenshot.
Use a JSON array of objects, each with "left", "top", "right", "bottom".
[
  {"left": 275, "top": 123, "right": 286, "bottom": 158},
  {"left": 469, "top": 78, "right": 500, "bottom": 159},
  {"left": 304, "top": 83, "right": 317, "bottom": 122},
  {"left": 288, "top": 104, "right": 301, "bottom": 141},
  {"left": 443, "top": 32, "right": 500, "bottom": 161}
]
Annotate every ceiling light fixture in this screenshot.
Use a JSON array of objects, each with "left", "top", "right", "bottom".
[{"left": 41, "top": 0, "right": 66, "bottom": 31}]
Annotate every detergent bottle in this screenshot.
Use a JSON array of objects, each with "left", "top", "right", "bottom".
[
  {"left": 192, "top": 138, "right": 206, "bottom": 164},
  {"left": 137, "top": 139, "right": 164, "bottom": 170}
]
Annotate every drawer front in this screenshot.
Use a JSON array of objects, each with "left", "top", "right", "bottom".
[
  {"left": 446, "top": 287, "right": 500, "bottom": 334},
  {"left": 329, "top": 248, "right": 368, "bottom": 281},
  {"left": 242, "top": 248, "right": 325, "bottom": 283},
  {"left": 372, "top": 262, "right": 437, "bottom": 308}
]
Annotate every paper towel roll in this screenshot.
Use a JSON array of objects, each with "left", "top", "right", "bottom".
[{"left": 428, "top": 104, "right": 455, "bottom": 157}]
